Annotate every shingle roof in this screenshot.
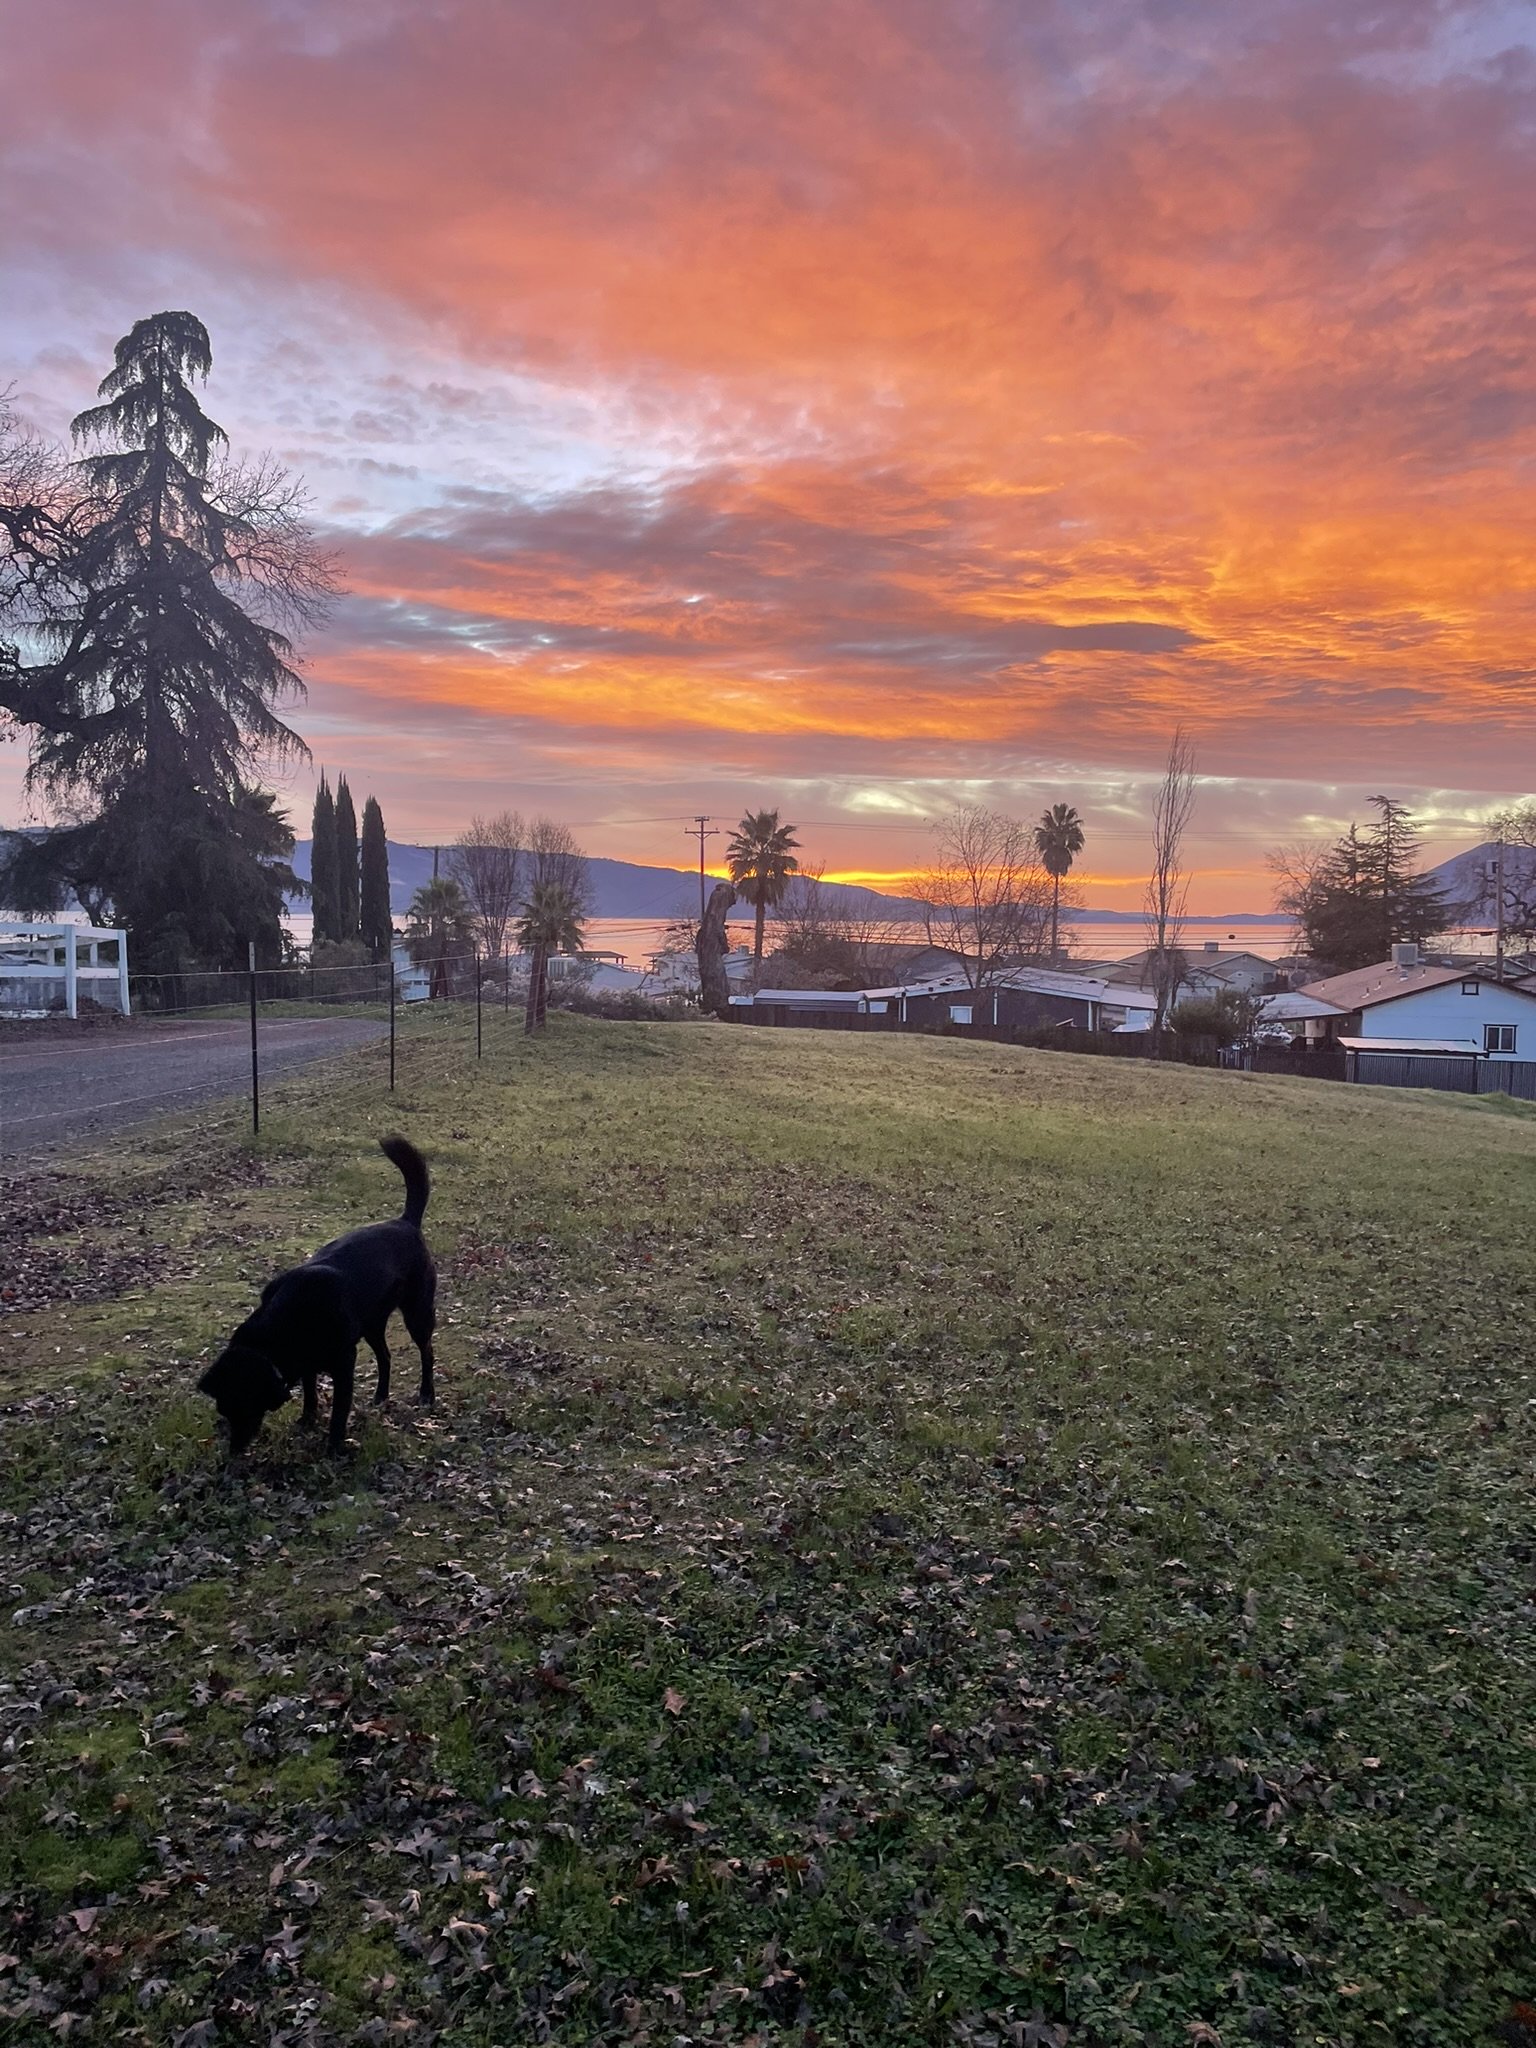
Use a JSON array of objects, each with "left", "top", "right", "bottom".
[{"left": 1297, "top": 960, "right": 1536, "bottom": 1012}]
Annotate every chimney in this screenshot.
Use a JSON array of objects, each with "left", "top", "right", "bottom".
[
  {"left": 1391, "top": 941, "right": 1419, "bottom": 973},
  {"left": 1203, "top": 941, "right": 1219, "bottom": 954}
]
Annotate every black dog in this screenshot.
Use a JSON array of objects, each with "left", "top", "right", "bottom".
[{"left": 199, "top": 1135, "right": 436, "bottom": 1455}]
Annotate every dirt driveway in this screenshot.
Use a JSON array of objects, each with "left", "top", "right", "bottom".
[{"left": 0, "top": 1014, "right": 386, "bottom": 1160}]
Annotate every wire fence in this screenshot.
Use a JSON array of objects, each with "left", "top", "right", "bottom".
[{"left": 115, "top": 949, "right": 675, "bottom": 1134}]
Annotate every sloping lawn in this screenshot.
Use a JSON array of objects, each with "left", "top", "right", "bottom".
[{"left": 2, "top": 1013, "right": 1534, "bottom": 2047}]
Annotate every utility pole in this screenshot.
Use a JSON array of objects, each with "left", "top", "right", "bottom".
[
  {"left": 1495, "top": 825, "right": 1506, "bottom": 981},
  {"left": 686, "top": 817, "right": 720, "bottom": 923}
]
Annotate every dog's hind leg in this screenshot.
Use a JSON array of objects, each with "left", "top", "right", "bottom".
[
  {"left": 402, "top": 1267, "right": 437, "bottom": 1406},
  {"left": 328, "top": 1345, "right": 358, "bottom": 1453},
  {"left": 366, "top": 1328, "right": 392, "bottom": 1405},
  {"left": 300, "top": 1374, "right": 319, "bottom": 1427}
]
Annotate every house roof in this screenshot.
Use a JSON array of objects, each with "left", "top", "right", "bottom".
[
  {"left": 1338, "top": 1036, "right": 1480, "bottom": 1054},
  {"left": 746, "top": 988, "right": 865, "bottom": 1007},
  {"left": 1298, "top": 960, "right": 1491, "bottom": 1013},
  {"left": 1260, "top": 990, "right": 1345, "bottom": 1021},
  {"left": 1099, "top": 947, "right": 1273, "bottom": 986}
]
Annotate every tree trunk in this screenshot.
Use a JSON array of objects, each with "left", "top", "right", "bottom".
[
  {"left": 753, "top": 895, "right": 765, "bottom": 967},
  {"left": 1050, "top": 874, "right": 1060, "bottom": 963},
  {"left": 696, "top": 882, "right": 737, "bottom": 1017}
]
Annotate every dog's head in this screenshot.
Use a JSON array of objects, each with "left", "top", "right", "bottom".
[{"left": 198, "top": 1342, "right": 290, "bottom": 1455}]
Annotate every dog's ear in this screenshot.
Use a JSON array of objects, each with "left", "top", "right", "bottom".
[{"left": 198, "top": 1346, "right": 289, "bottom": 1409}]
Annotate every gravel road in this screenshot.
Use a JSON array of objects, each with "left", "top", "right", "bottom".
[{"left": 0, "top": 1016, "right": 386, "bottom": 1161}]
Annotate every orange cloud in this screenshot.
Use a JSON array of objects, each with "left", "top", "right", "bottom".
[{"left": 3, "top": 0, "right": 1535, "bottom": 902}]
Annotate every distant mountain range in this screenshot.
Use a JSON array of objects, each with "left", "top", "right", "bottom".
[
  {"left": 288, "top": 840, "right": 925, "bottom": 921},
  {"left": 288, "top": 840, "right": 1292, "bottom": 925},
  {"left": 6, "top": 829, "right": 1505, "bottom": 930},
  {"left": 1423, "top": 840, "right": 1536, "bottom": 924}
]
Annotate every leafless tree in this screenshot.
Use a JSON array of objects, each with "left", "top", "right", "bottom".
[
  {"left": 917, "top": 805, "right": 1054, "bottom": 988},
  {"left": 449, "top": 809, "right": 523, "bottom": 962},
  {"left": 1143, "top": 726, "right": 1198, "bottom": 1041},
  {"left": 1480, "top": 805, "right": 1536, "bottom": 953},
  {"left": 524, "top": 815, "right": 592, "bottom": 912},
  {"left": 769, "top": 865, "right": 913, "bottom": 988},
  {"left": 1266, "top": 840, "right": 1332, "bottom": 963}
]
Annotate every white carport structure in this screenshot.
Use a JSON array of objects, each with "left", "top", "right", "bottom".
[
  {"left": 1258, "top": 989, "right": 1345, "bottom": 1042},
  {"left": 0, "top": 921, "right": 131, "bottom": 1018}
]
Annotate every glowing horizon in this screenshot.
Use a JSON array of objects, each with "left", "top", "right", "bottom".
[{"left": 3, "top": 0, "right": 1534, "bottom": 909}]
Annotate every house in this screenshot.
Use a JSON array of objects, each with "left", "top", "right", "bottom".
[
  {"left": 733, "top": 965, "right": 1158, "bottom": 1037},
  {"left": 1296, "top": 945, "right": 1536, "bottom": 1060},
  {"left": 1101, "top": 943, "right": 1282, "bottom": 997}
]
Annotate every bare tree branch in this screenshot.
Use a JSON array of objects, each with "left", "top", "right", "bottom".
[
  {"left": 449, "top": 809, "right": 524, "bottom": 960},
  {"left": 917, "top": 805, "right": 1054, "bottom": 989},
  {"left": 1143, "top": 726, "right": 1198, "bottom": 1037}
]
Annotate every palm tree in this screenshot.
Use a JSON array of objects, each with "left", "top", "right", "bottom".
[
  {"left": 405, "top": 876, "right": 475, "bottom": 998},
  {"left": 1033, "top": 803, "right": 1086, "bottom": 963},
  {"left": 726, "top": 809, "right": 801, "bottom": 972},
  {"left": 517, "top": 879, "right": 587, "bottom": 1033}
]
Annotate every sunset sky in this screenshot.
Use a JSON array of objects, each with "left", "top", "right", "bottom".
[{"left": 3, "top": 0, "right": 1534, "bottom": 909}]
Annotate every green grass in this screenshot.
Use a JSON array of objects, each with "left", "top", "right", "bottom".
[{"left": 2, "top": 1011, "right": 1534, "bottom": 2046}]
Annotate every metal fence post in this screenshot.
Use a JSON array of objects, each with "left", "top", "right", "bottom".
[
  {"left": 248, "top": 941, "right": 260, "bottom": 1135},
  {"left": 389, "top": 959, "right": 397, "bottom": 1091}
]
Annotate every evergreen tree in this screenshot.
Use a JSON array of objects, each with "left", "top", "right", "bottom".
[
  {"left": 517, "top": 879, "right": 587, "bottom": 1033},
  {"left": 405, "top": 876, "right": 475, "bottom": 999},
  {"left": 1033, "top": 802, "right": 1086, "bottom": 963},
  {"left": 334, "top": 774, "right": 360, "bottom": 940},
  {"left": 726, "top": 809, "right": 801, "bottom": 969},
  {"left": 310, "top": 774, "right": 339, "bottom": 943},
  {"left": 0, "top": 311, "right": 332, "bottom": 970},
  {"left": 1274, "top": 799, "right": 1447, "bottom": 972},
  {"left": 360, "top": 795, "right": 393, "bottom": 961}
]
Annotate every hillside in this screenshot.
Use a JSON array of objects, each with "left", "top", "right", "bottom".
[
  {"left": 286, "top": 838, "right": 932, "bottom": 922},
  {"left": 1424, "top": 838, "right": 1536, "bottom": 925},
  {"left": 2, "top": 1021, "right": 1533, "bottom": 2043}
]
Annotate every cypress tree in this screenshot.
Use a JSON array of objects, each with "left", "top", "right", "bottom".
[
  {"left": 335, "top": 774, "right": 360, "bottom": 941},
  {"left": 311, "top": 774, "right": 339, "bottom": 943},
  {"left": 0, "top": 311, "right": 328, "bottom": 969},
  {"left": 360, "top": 795, "right": 393, "bottom": 961}
]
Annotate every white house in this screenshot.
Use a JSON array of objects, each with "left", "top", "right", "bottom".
[
  {"left": 1102, "top": 943, "right": 1280, "bottom": 998},
  {"left": 1298, "top": 946, "right": 1536, "bottom": 1061}
]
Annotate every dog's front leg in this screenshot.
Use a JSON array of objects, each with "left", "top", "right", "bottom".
[
  {"left": 301, "top": 1374, "right": 319, "bottom": 1427},
  {"left": 328, "top": 1346, "right": 358, "bottom": 1454}
]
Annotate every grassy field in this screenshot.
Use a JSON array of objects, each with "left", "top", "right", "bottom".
[{"left": 2, "top": 1013, "right": 1534, "bottom": 2048}]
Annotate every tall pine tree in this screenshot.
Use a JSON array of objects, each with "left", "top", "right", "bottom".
[
  {"left": 334, "top": 774, "right": 360, "bottom": 942},
  {"left": 360, "top": 795, "right": 393, "bottom": 961},
  {"left": 0, "top": 312, "right": 329, "bottom": 970},
  {"left": 310, "top": 774, "right": 340, "bottom": 944}
]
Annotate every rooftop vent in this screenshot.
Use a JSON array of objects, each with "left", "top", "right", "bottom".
[
  {"left": 1203, "top": 941, "right": 1220, "bottom": 954},
  {"left": 1392, "top": 942, "right": 1419, "bottom": 972}
]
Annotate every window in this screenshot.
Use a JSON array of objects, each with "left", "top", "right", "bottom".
[
  {"left": 1485, "top": 1024, "right": 1516, "bottom": 1054},
  {"left": 866, "top": 1000, "right": 888, "bottom": 1014},
  {"left": 1462, "top": 980, "right": 1481, "bottom": 995},
  {"left": 949, "top": 1004, "right": 973, "bottom": 1026}
]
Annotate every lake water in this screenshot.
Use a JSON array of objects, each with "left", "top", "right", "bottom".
[{"left": 282, "top": 910, "right": 1314, "bottom": 966}]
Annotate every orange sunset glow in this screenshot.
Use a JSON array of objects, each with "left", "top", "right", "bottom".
[{"left": 4, "top": 0, "right": 1535, "bottom": 904}]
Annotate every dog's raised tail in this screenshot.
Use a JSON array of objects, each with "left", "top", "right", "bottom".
[{"left": 380, "top": 1135, "right": 430, "bottom": 1226}]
